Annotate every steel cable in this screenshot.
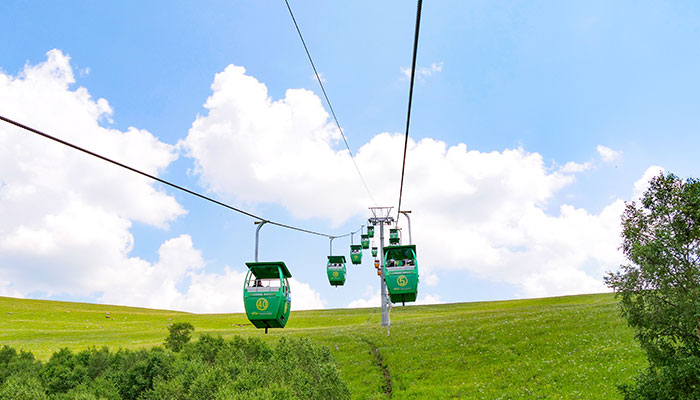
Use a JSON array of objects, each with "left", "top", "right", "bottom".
[
  {"left": 0, "top": 114, "right": 362, "bottom": 240},
  {"left": 283, "top": 0, "right": 377, "bottom": 206},
  {"left": 397, "top": 0, "right": 423, "bottom": 222}
]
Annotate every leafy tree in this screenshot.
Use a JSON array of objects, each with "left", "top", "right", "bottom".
[
  {"left": 0, "top": 346, "right": 41, "bottom": 385},
  {"left": 40, "top": 348, "right": 85, "bottom": 394},
  {"left": 164, "top": 322, "right": 195, "bottom": 352},
  {"left": 605, "top": 172, "right": 700, "bottom": 399}
]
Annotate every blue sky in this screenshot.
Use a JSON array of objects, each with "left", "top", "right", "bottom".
[{"left": 1, "top": 1, "right": 699, "bottom": 312}]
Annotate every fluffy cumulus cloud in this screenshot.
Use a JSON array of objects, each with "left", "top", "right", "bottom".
[
  {"left": 0, "top": 50, "right": 325, "bottom": 312},
  {"left": 0, "top": 50, "right": 182, "bottom": 297},
  {"left": 347, "top": 286, "right": 379, "bottom": 309},
  {"left": 288, "top": 278, "right": 325, "bottom": 310},
  {"left": 597, "top": 145, "right": 623, "bottom": 163},
  {"left": 184, "top": 64, "right": 634, "bottom": 300},
  {"left": 1, "top": 52, "right": 646, "bottom": 311},
  {"left": 183, "top": 65, "right": 366, "bottom": 225},
  {"left": 387, "top": 138, "right": 627, "bottom": 298},
  {"left": 97, "top": 236, "right": 323, "bottom": 312}
]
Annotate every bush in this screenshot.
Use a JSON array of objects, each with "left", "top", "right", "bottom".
[
  {"left": 0, "top": 375, "right": 49, "bottom": 400},
  {"left": 0, "top": 334, "right": 350, "bottom": 399},
  {"left": 164, "top": 322, "right": 195, "bottom": 352},
  {"left": 0, "top": 345, "right": 41, "bottom": 385}
]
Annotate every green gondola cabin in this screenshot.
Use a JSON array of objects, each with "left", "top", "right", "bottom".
[
  {"left": 389, "top": 228, "right": 401, "bottom": 245},
  {"left": 361, "top": 234, "right": 370, "bottom": 249},
  {"left": 367, "top": 226, "right": 375, "bottom": 238},
  {"left": 371, "top": 246, "right": 378, "bottom": 257},
  {"left": 350, "top": 245, "right": 363, "bottom": 265},
  {"left": 383, "top": 245, "right": 419, "bottom": 305},
  {"left": 327, "top": 255, "right": 347, "bottom": 286},
  {"left": 243, "top": 261, "right": 292, "bottom": 333}
]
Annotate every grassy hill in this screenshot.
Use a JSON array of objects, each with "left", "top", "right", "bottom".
[{"left": 0, "top": 293, "right": 645, "bottom": 399}]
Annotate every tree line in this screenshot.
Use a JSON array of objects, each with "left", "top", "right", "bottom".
[{"left": 0, "top": 324, "right": 350, "bottom": 400}]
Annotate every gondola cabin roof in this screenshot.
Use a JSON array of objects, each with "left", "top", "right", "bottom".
[
  {"left": 245, "top": 261, "right": 292, "bottom": 279},
  {"left": 383, "top": 244, "right": 417, "bottom": 259},
  {"left": 327, "top": 255, "right": 347, "bottom": 264}
]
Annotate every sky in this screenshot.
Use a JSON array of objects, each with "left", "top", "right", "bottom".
[{"left": 1, "top": 1, "right": 699, "bottom": 313}]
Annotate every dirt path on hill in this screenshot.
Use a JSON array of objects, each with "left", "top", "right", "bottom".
[{"left": 361, "top": 338, "right": 392, "bottom": 397}]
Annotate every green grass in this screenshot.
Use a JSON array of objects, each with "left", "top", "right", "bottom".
[{"left": 0, "top": 293, "right": 645, "bottom": 399}]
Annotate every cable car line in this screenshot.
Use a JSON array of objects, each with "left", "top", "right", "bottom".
[
  {"left": 283, "top": 0, "right": 377, "bottom": 207},
  {"left": 396, "top": 0, "right": 423, "bottom": 222},
  {"left": 0, "top": 114, "right": 362, "bottom": 240},
  {"left": 4, "top": 0, "right": 425, "bottom": 331},
  {"left": 333, "top": 225, "right": 363, "bottom": 241}
]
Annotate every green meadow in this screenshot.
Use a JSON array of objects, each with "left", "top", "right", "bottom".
[{"left": 0, "top": 293, "right": 645, "bottom": 399}]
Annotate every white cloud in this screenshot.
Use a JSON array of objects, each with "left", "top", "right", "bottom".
[
  {"left": 0, "top": 53, "right": 648, "bottom": 311},
  {"left": 182, "top": 64, "right": 367, "bottom": 225},
  {"left": 520, "top": 267, "right": 607, "bottom": 298},
  {"left": 97, "top": 235, "right": 324, "bottom": 313},
  {"left": 413, "top": 293, "right": 443, "bottom": 305},
  {"left": 0, "top": 50, "right": 326, "bottom": 314},
  {"left": 393, "top": 139, "right": 628, "bottom": 298},
  {"left": 401, "top": 62, "right": 443, "bottom": 81},
  {"left": 632, "top": 165, "right": 664, "bottom": 200},
  {"left": 347, "top": 286, "right": 380, "bottom": 308},
  {"left": 423, "top": 272, "right": 439, "bottom": 286},
  {"left": 347, "top": 286, "right": 442, "bottom": 308},
  {"left": 596, "top": 145, "right": 623, "bottom": 163},
  {"left": 288, "top": 278, "right": 326, "bottom": 310},
  {"left": 0, "top": 50, "right": 184, "bottom": 300},
  {"left": 560, "top": 161, "right": 591, "bottom": 173},
  {"left": 0, "top": 279, "right": 22, "bottom": 298},
  {"left": 5, "top": 229, "right": 324, "bottom": 314},
  {"left": 183, "top": 64, "right": 636, "bottom": 300}
]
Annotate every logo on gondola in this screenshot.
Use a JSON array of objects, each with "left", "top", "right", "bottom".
[
  {"left": 332, "top": 271, "right": 339, "bottom": 278},
  {"left": 284, "top": 302, "right": 289, "bottom": 313},
  {"left": 256, "top": 298, "right": 268, "bottom": 311},
  {"left": 397, "top": 275, "right": 408, "bottom": 287}
]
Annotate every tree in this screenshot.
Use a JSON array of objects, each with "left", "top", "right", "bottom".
[
  {"left": 605, "top": 172, "right": 700, "bottom": 399},
  {"left": 164, "top": 322, "right": 195, "bottom": 352}
]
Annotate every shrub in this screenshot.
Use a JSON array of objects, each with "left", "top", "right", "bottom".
[
  {"left": 0, "top": 375, "right": 49, "bottom": 400},
  {"left": 164, "top": 322, "right": 195, "bottom": 352},
  {"left": 0, "top": 334, "right": 349, "bottom": 399}
]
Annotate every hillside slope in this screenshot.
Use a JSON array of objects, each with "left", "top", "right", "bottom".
[{"left": 0, "top": 293, "right": 644, "bottom": 399}]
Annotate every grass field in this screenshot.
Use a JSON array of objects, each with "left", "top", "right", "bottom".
[{"left": 0, "top": 293, "right": 645, "bottom": 399}]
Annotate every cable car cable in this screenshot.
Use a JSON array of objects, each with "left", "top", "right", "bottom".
[
  {"left": 396, "top": 0, "right": 423, "bottom": 222},
  {"left": 0, "top": 115, "right": 362, "bottom": 240},
  {"left": 283, "top": 0, "right": 377, "bottom": 207}
]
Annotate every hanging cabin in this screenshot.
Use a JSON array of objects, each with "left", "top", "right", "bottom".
[
  {"left": 389, "top": 228, "right": 401, "bottom": 245},
  {"left": 382, "top": 244, "right": 418, "bottom": 305},
  {"left": 350, "top": 244, "right": 363, "bottom": 264},
  {"left": 361, "top": 234, "right": 370, "bottom": 249},
  {"left": 327, "top": 255, "right": 347, "bottom": 286},
  {"left": 243, "top": 261, "right": 292, "bottom": 333}
]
